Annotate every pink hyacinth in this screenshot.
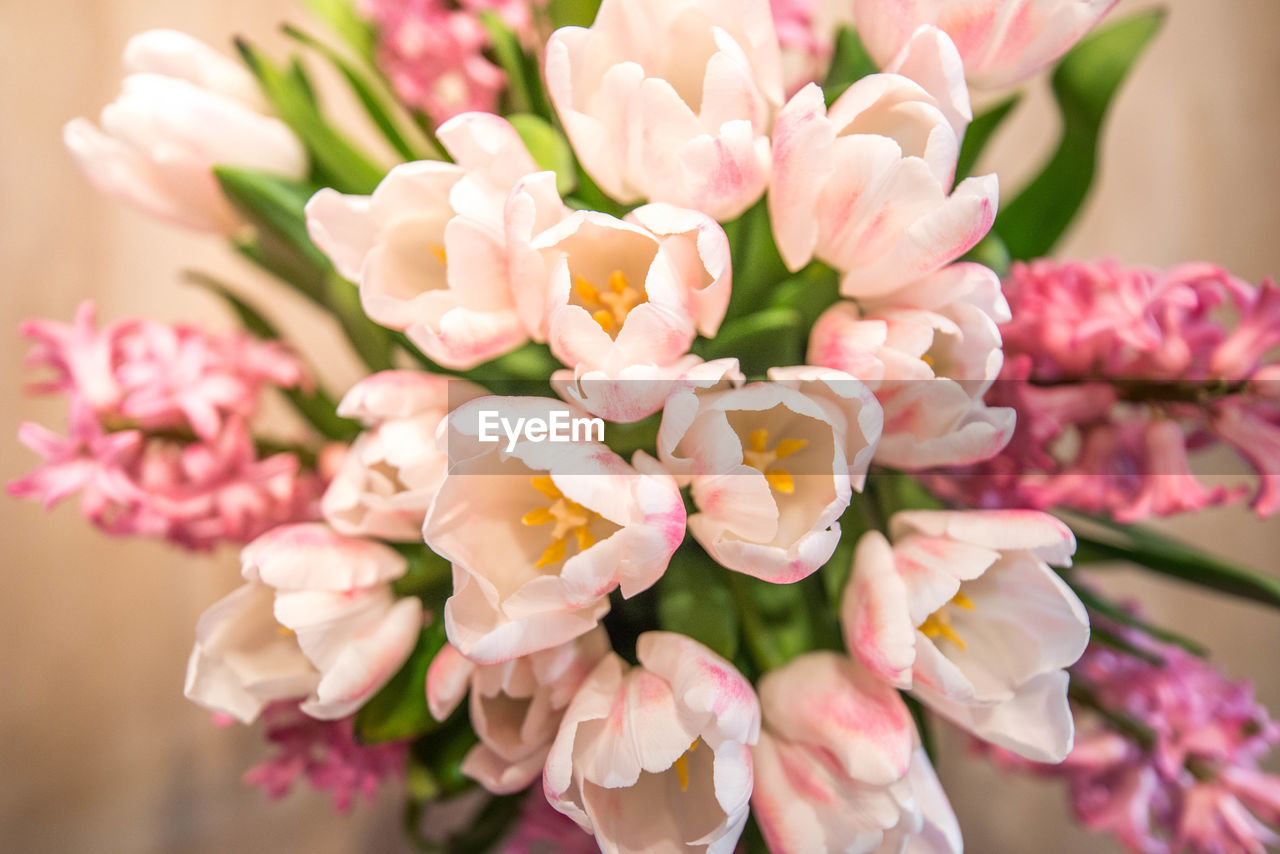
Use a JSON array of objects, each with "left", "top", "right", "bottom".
[
  {"left": 360, "top": 0, "right": 540, "bottom": 122},
  {"left": 244, "top": 702, "right": 407, "bottom": 812},
  {"left": 929, "top": 260, "right": 1280, "bottom": 520},
  {"left": 20, "top": 302, "right": 307, "bottom": 440},
  {"left": 11, "top": 303, "right": 323, "bottom": 549},
  {"left": 983, "top": 623, "right": 1280, "bottom": 854}
]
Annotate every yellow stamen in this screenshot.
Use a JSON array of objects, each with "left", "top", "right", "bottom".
[
  {"left": 530, "top": 475, "right": 561, "bottom": 499},
  {"left": 574, "top": 269, "right": 646, "bottom": 333},
  {"left": 574, "top": 276, "right": 600, "bottom": 302},
  {"left": 536, "top": 538, "right": 567, "bottom": 569},
  {"left": 918, "top": 590, "right": 976, "bottom": 651},
  {"left": 774, "top": 438, "right": 808, "bottom": 459},
  {"left": 276, "top": 624, "right": 296, "bottom": 639},
  {"left": 743, "top": 429, "right": 808, "bottom": 493},
  {"left": 765, "top": 469, "right": 796, "bottom": 494},
  {"left": 526, "top": 476, "right": 599, "bottom": 570},
  {"left": 673, "top": 740, "right": 698, "bottom": 792},
  {"left": 521, "top": 507, "right": 555, "bottom": 526},
  {"left": 430, "top": 245, "right": 447, "bottom": 266}
]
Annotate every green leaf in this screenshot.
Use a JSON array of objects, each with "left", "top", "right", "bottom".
[
  {"left": 820, "top": 496, "right": 875, "bottom": 605},
  {"left": 507, "top": 114, "right": 577, "bottom": 195},
  {"left": 697, "top": 308, "right": 804, "bottom": 376},
  {"left": 184, "top": 272, "right": 360, "bottom": 441},
  {"left": 722, "top": 200, "right": 789, "bottom": 323},
  {"left": 236, "top": 37, "right": 385, "bottom": 194},
  {"left": 301, "top": 0, "right": 377, "bottom": 61},
  {"left": 1066, "top": 580, "right": 1208, "bottom": 657},
  {"left": 409, "top": 716, "right": 480, "bottom": 798},
  {"left": 284, "top": 25, "right": 429, "bottom": 162},
  {"left": 959, "top": 231, "right": 1011, "bottom": 277},
  {"left": 356, "top": 622, "right": 449, "bottom": 744},
  {"left": 1073, "top": 528, "right": 1280, "bottom": 612},
  {"left": 324, "top": 272, "right": 396, "bottom": 372},
  {"left": 393, "top": 547, "right": 453, "bottom": 601},
  {"left": 214, "top": 167, "right": 328, "bottom": 273},
  {"left": 955, "top": 93, "right": 1021, "bottom": 182},
  {"left": 769, "top": 261, "right": 842, "bottom": 331},
  {"left": 823, "top": 27, "right": 879, "bottom": 106},
  {"left": 546, "top": 0, "right": 601, "bottom": 28},
  {"left": 995, "top": 10, "right": 1165, "bottom": 259},
  {"left": 904, "top": 695, "right": 938, "bottom": 764},
  {"left": 726, "top": 569, "right": 837, "bottom": 675},
  {"left": 478, "top": 12, "right": 553, "bottom": 121},
  {"left": 657, "top": 545, "right": 739, "bottom": 661}
]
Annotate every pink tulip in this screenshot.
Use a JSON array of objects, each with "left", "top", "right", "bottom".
[
  {"left": 323, "top": 371, "right": 486, "bottom": 541},
  {"left": 657, "top": 363, "right": 881, "bottom": 583},
  {"left": 809, "top": 263, "right": 1015, "bottom": 467},
  {"left": 853, "top": 0, "right": 1120, "bottom": 89},
  {"left": 843, "top": 510, "right": 1088, "bottom": 762},
  {"left": 185, "top": 523, "right": 423, "bottom": 723},
  {"left": 544, "top": 632, "right": 760, "bottom": 854},
  {"left": 306, "top": 112, "right": 566, "bottom": 370},
  {"left": 545, "top": 0, "right": 784, "bottom": 220},
  {"left": 64, "top": 29, "right": 307, "bottom": 232},
  {"left": 770, "top": 48, "right": 997, "bottom": 297},
  {"left": 752, "top": 653, "right": 960, "bottom": 853},
  {"left": 426, "top": 628, "right": 610, "bottom": 794},
  {"left": 424, "top": 397, "right": 686, "bottom": 664}
]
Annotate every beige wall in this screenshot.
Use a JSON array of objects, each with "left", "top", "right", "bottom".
[{"left": 2, "top": 1, "right": 1277, "bottom": 851}]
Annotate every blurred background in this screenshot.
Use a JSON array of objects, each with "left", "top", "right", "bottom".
[{"left": 2, "top": 0, "right": 1277, "bottom": 851}]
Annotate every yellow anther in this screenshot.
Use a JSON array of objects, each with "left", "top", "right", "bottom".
[
  {"left": 774, "top": 438, "right": 808, "bottom": 459},
  {"left": 276, "top": 624, "right": 296, "bottom": 639},
  {"left": 918, "top": 590, "right": 976, "bottom": 652},
  {"left": 592, "top": 309, "right": 616, "bottom": 331},
  {"left": 430, "top": 245, "right": 448, "bottom": 266},
  {"left": 673, "top": 740, "right": 698, "bottom": 792},
  {"left": 531, "top": 475, "right": 561, "bottom": 499},
  {"left": 536, "top": 538, "right": 567, "bottom": 569},
  {"left": 574, "top": 269, "right": 646, "bottom": 333},
  {"left": 744, "top": 430, "right": 808, "bottom": 494},
  {"left": 526, "top": 476, "right": 598, "bottom": 570},
  {"left": 765, "top": 470, "right": 796, "bottom": 494},
  {"left": 575, "top": 276, "right": 600, "bottom": 302}
]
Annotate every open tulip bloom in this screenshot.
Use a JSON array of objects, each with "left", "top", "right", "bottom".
[{"left": 15, "top": 1, "right": 1280, "bottom": 852}]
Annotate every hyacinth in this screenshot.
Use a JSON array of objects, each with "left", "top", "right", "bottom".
[
  {"left": 984, "top": 621, "right": 1280, "bottom": 854},
  {"left": 360, "top": 0, "right": 539, "bottom": 122},
  {"left": 929, "top": 260, "right": 1280, "bottom": 520},
  {"left": 9, "top": 302, "right": 322, "bottom": 549},
  {"left": 244, "top": 702, "right": 407, "bottom": 812}
]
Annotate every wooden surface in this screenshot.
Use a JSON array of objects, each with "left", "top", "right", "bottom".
[{"left": 2, "top": 1, "right": 1277, "bottom": 851}]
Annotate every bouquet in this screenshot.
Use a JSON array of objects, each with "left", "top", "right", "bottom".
[{"left": 14, "top": 0, "right": 1280, "bottom": 851}]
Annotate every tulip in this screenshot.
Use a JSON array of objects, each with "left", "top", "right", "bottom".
[
  {"left": 545, "top": 0, "right": 784, "bottom": 220},
  {"left": 426, "top": 628, "right": 611, "bottom": 794},
  {"left": 751, "top": 653, "right": 960, "bottom": 853},
  {"left": 657, "top": 363, "right": 881, "bottom": 583},
  {"left": 853, "top": 0, "right": 1120, "bottom": 89},
  {"left": 322, "top": 371, "right": 486, "bottom": 541},
  {"left": 424, "top": 397, "right": 686, "bottom": 664},
  {"left": 544, "top": 632, "right": 760, "bottom": 853},
  {"left": 532, "top": 203, "right": 731, "bottom": 421},
  {"left": 64, "top": 29, "right": 307, "bottom": 233},
  {"left": 306, "top": 112, "right": 566, "bottom": 369},
  {"left": 808, "top": 263, "right": 1016, "bottom": 468},
  {"left": 770, "top": 37, "right": 998, "bottom": 298},
  {"left": 842, "top": 510, "right": 1089, "bottom": 762},
  {"left": 184, "top": 523, "right": 423, "bottom": 723}
]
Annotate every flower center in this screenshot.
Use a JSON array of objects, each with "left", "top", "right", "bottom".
[
  {"left": 521, "top": 475, "right": 598, "bottom": 568},
  {"left": 742, "top": 428, "right": 808, "bottom": 494},
  {"left": 575, "top": 270, "right": 646, "bottom": 334},
  {"left": 918, "top": 590, "right": 976, "bottom": 651},
  {"left": 672, "top": 739, "right": 699, "bottom": 792}
]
